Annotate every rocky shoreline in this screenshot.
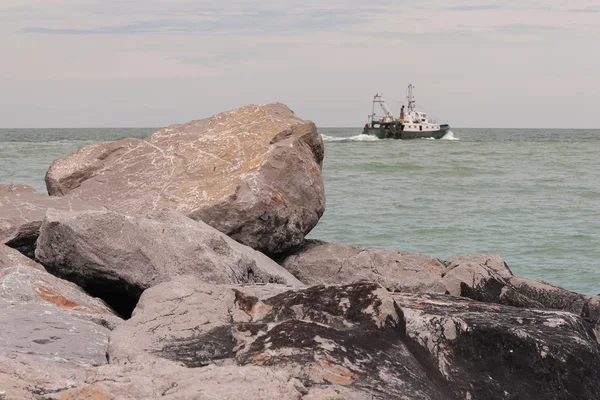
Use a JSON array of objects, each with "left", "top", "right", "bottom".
[{"left": 1, "top": 104, "right": 599, "bottom": 399}]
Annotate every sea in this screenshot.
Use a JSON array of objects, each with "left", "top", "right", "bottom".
[{"left": 1, "top": 127, "right": 599, "bottom": 295}]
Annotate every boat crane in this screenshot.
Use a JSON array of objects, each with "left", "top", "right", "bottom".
[{"left": 363, "top": 84, "right": 450, "bottom": 140}]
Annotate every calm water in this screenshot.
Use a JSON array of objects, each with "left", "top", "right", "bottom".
[{"left": 1, "top": 128, "right": 599, "bottom": 294}]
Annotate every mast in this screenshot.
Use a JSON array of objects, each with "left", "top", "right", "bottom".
[{"left": 406, "top": 84, "right": 416, "bottom": 113}]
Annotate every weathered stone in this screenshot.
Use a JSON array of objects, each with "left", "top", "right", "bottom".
[
  {"left": 0, "top": 301, "right": 112, "bottom": 368},
  {"left": 0, "top": 244, "right": 45, "bottom": 272},
  {"left": 0, "top": 265, "right": 122, "bottom": 328},
  {"left": 0, "top": 260, "right": 122, "bottom": 369},
  {"left": 109, "top": 279, "right": 450, "bottom": 399},
  {"left": 393, "top": 292, "right": 600, "bottom": 400},
  {"left": 0, "top": 183, "right": 37, "bottom": 193},
  {"left": 443, "top": 253, "right": 596, "bottom": 318},
  {"left": 0, "top": 353, "right": 85, "bottom": 400},
  {"left": 0, "top": 354, "right": 307, "bottom": 400},
  {"left": 45, "top": 103, "right": 325, "bottom": 254},
  {"left": 280, "top": 240, "right": 446, "bottom": 293},
  {"left": 35, "top": 209, "right": 302, "bottom": 318},
  {"left": 0, "top": 187, "right": 104, "bottom": 258}
]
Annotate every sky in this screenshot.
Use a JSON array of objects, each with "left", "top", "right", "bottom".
[{"left": 1, "top": 0, "right": 599, "bottom": 128}]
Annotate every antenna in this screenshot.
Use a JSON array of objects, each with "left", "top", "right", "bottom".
[{"left": 406, "top": 84, "right": 416, "bottom": 113}]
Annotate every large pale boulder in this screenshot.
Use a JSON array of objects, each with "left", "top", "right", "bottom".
[
  {"left": 35, "top": 209, "right": 302, "bottom": 317},
  {"left": 0, "top": 185, "right": 104, "bottom": 258},
  {"left": 280, "top": 240, "right": 447, "bottom": 293},
  {"left": 109, "top": 280, "right": 448, "bottom": 399},
  {"left": 393, "top": 292, "right": 600, "bottom": 400},
  {"left": 45, "top": 103, "right": 325, "bottom": 254}
]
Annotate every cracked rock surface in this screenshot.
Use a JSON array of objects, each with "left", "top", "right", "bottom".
[
  {"left": 279, "top": 240, "right": 447, "bottom": 293},
  {"left": 35, "top": 208, "right": 302, "bottom": 318},
  {"left": 45, "top": 103, "right": 325, "bottom": 255}
]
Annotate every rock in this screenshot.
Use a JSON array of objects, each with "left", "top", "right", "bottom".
[
  {"left": 0, "top": 244, "right": 45, "bottom": 272},
  {"left": 393, "top": 292, "right": 600, "bottom": 400},
  {"left": 45, "top": 103, "right": 325, "bottom": 254},
  {"left": 280, "top": 240, "right": 447, "bottom": 293},
  {"left": 0, "top": 354, "right": 307, "bottom": 400},
  {"left": 0, "top": 301, "right": 112, "bottom": 368},
  {"left": 0, "top": 187, "right": 104, "bottom": 258},
  {"left": 109, "top": 279, "right": 450, "bottom": 399},
  {"left": 35, "top": 209, "right": 303, "bottom": 318},
  {"left": 442, "top": 253, "right": 597, "bottom": 319},
  {"left": 0, "top": 265, "right": 122, "bottom": 329},
  {"left": 0, "top": 353, "right": 85, "bottom": 399},
  {"left": 0, "top": 258, "right": 122, "bottom": 368},
  {"left": 0, "top": 183, "right": 38, "bottom": 193}
]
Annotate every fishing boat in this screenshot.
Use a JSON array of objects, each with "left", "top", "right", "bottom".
[{"left": 363, "top": 84, "right": 450, "bottom": 139}]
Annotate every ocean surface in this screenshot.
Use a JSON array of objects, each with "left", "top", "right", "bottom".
[{"left": 1, "top": 127, "right": 599, "bottom": 295}]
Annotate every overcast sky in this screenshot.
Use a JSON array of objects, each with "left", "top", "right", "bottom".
[{"left": 1, "top": 0, "right": 599, "bottom": 128}]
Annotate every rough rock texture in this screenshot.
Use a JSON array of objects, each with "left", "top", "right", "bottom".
[
  {"left": 280, "top": 240, "right": 446, "bottom": 293},
  {"left": 0, "top": 354, "right": 316, "bottom": 400},
  {"left": 35, "top": 208, "right": 302, "bottom": 317},
  {"left": 0, "top": 254, "right": 122, "bottom": 368},
  {"left": 0, "top": 183, "right": 37, "bottom": 193},
  {"left": 0, "top": 265, "right": 122, "bottom": 329},
  {"left": 0, "top": 244, "right": 45, "bottom": 272},
  {"left": 442, "top": 253, "right": 600, "bottom": 327},
  {"left": 393, "top": 292, "right": 600, "bottom": 400},
  {"left": 0, "top": 187, "right": 104, "bottom": 258},
  {"left": 45, "top": 103, "right": 325, "bottom": 254},
  {"left": 109, "top": 280, "right": 449, "bottom": 399}
]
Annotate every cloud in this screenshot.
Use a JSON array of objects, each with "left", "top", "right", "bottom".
[
  {"left": 2, "top": 0, "right": 600, "bottom": 128},
  {"left": 22, "top": 5, "right": 381, "bottom": 36},
  {"left": 446, "top": 5, "right": 505, "bottom": 11},
  {"left": 571, "top": 7, "right": 600, "bottom": 13}
]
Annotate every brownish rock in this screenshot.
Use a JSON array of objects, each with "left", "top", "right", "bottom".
[
  {"left": 393, "top": 292, "right": 600, "bottom": 400},
  {"left": 45, "top": 103, "right": 325, "bottom": 254},
  {"left": 0, "top": 187, "right": 104, "bottom": 258},
  {"left": 35, "top": 208, "right": 303, "bottom": 318},
  {"left": 279, "top": 240, "right": 447, "bottom": 293}
]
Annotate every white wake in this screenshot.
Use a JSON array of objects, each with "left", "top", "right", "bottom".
[
  {"left": 441, "top": 130, "right": 460, "bottom": 140},
  {"left": 320, "top": 134, "right": 381, "bottom": 142}
]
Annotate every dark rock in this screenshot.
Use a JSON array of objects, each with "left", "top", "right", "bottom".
[
  {"left": 280, "top": 240, "right": 446, "bottom": 293},
  {"left": 45, "top": 103, "right": 325, "bottom": 255},
  {"left": 393, "top": 292, "right": 600, "bottom": 400},
  {"left": 109, "top": 279, "right": 450, "bottom": 399},
  {"left": 35, "top": 208, "right": 302, "bottom": 318},
  {"left": 443, "top": 254, "right": 600, "bottom": 330}
]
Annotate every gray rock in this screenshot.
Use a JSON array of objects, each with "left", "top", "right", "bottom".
[
  {"left": 0, "top": 301, "right": 112, "bottom": 368},
  {"left": 393, "top": 292, "right": 600, "bottom": 400},
  {"left": 109, "top": 279, "right": 450, "bottom": 399},
  {"left": 280, "top": 240, "right": 447, "bottom": 293},
  {"left": 0, "top": 184, "right": 37, "bottom": 193},
  {"left": 35, "top": 209, "right": 302, "bottom": 317},
  {"left": 45, "top": 103, "right": 325, "bottom": 254},
  {"left": 0, "top": 187, "right": 104, "bottom": 258},
  {"left": 0, "top": 244, "right": 45, "bottom": 272},
  {"left": 0, "top": 265, "right": 122, "bottom": 329},
  {"left": 443, "top": 253, "right": 599, "bottom": 319},
  {"left": 0, "top": 354, "right": 307, "bottom": 400}
]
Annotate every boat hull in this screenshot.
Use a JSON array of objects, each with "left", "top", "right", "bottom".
[{"left": 363, "top": 124, "right": 450, "bottom": 140}]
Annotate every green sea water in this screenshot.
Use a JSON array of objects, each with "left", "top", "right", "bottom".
[{"left": 1, "top": 127, "right": 599, "bottom": 294}]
